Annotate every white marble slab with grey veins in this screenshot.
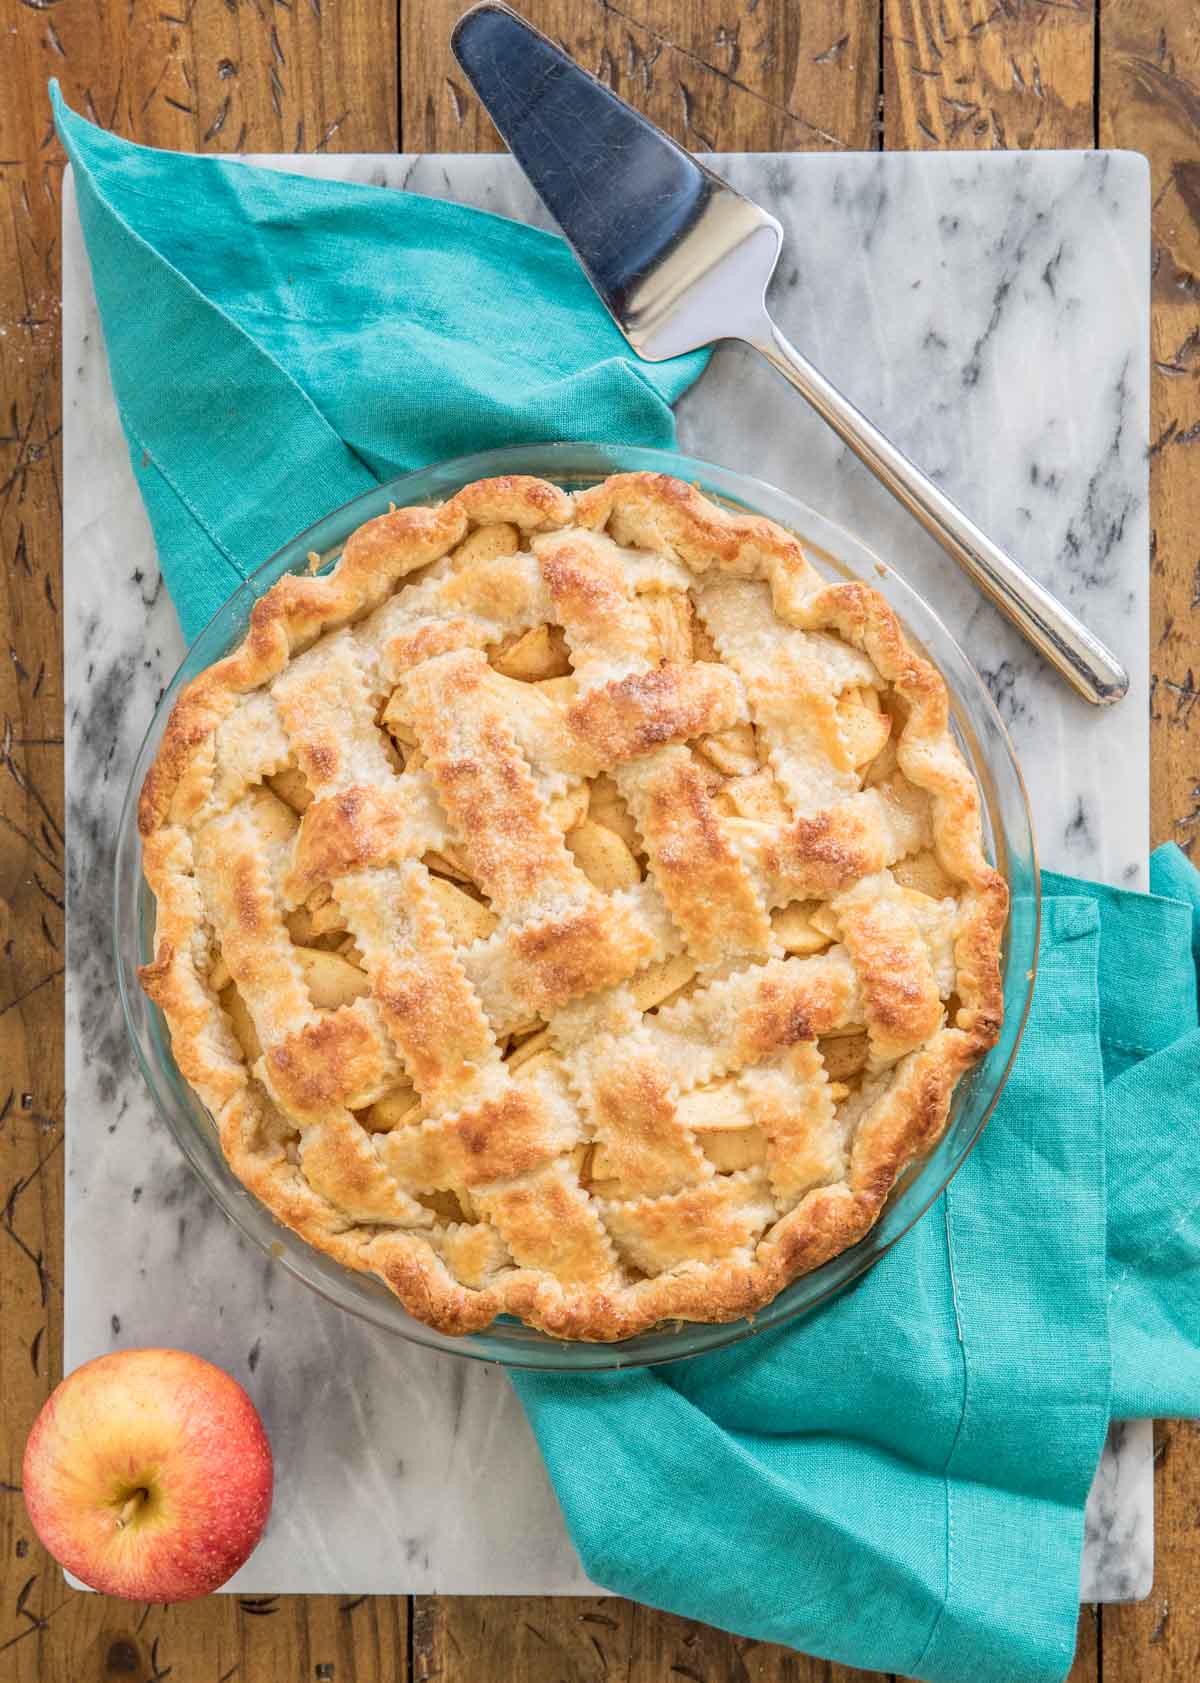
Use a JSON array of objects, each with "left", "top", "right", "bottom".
[{"left": 63, "top": 148, "right": 1153, "bottom": 1599}]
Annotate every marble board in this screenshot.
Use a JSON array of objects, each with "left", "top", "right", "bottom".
[{"left": 63, "top": 148, "right": 1152, "bottom": 1600}]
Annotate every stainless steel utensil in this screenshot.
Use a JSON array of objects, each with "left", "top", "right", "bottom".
[{"left": 452, "top": 2, "right": 1129, "bottom": 707}]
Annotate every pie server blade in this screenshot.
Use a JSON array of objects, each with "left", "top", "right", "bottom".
[{"left": 451, "top": 1, "right": 1128, "bottom": 707}]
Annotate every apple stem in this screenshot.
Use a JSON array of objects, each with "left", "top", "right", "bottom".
[{"left": 115, "top": 1489, "right": 149, "bottom": 1530}]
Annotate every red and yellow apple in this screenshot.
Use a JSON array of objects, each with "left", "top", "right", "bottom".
[{"left": 23, "top": 1348, "right": 272, "bottom": 1601}]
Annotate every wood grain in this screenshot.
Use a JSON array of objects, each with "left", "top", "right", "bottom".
[
  {"left": 1102, "top": 1421, "right": 1200, "bottom": 1681},
  {"left": 413, "top": 1596, "right": 895, "bottom": 1683},
  {"left": 0, "top": 0, "right": 404, "bottom": 1674},
  {"left": 400, "top": 0, "right": 880, "bottom": 154},
  {"left": 1101, "top": 0, "right": 1200, "bottom": 860},
  {"left": 1, "top": 0, "right": 71, "bottom": 1675},
  {"left": 0, "top": 0, "right": 1197, "bottom": 1676},
  {"left": 1099, "top": 10, "right": 1200, "bottom": 1679},
  {"left": 884, "top": 0, "right": 1095, "bottom": 150}
]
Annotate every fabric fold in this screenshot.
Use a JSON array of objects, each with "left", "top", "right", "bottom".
[
  {"left": 514, "top": 857, "right": 1200, "bottom": 1683},
  {"left": 53, "top": 85, "right": 708, "bottom": 641}
]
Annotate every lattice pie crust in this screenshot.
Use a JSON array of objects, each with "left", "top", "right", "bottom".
[{"left": 139, "top": 473, "right": 1007, "bottom": 1340}]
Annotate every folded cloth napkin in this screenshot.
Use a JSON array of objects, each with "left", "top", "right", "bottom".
[
  {"left": 515, "top": 848, "right": 1200, "bottom": 1683},
  {"left": 60, "top": 91, "right": 1200, "bottom": 1683},
  {"left": 52, "top": 86, "right": 707, "bottom": 641}
]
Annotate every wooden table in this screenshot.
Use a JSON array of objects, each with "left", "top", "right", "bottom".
[{"left": 1, "top": 0, "right": 1197, "bottom": 1677}]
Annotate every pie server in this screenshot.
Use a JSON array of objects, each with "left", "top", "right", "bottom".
[{"left": 451, "top": 2, "right": 1128, "bottom": 708}]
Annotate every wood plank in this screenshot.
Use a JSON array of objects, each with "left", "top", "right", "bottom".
[
  {"left": 1068, "top": 1604, "right": 1101, "bottom": 1683},
  {"left": 0, "top": 0, "right": 72, "bottom": 1675},
  {"left": 883, "top": 0, "right": 1094, "bottom": 149},
  {"left": 413, "top": 1596, "right": 896, "bottom": 1683},
  {"left": 1100, "top": 11, "right": 1200, "bottom": 1670},
  {"left": 0, "top": 0, "right": 402, "bottom": 1672},
  {"left": 404, "top": 4, "right": 1104, "bottom": 1682},
  {"left": 400, "top": 0, "right": 879, "bottom": 155},
  {"left": 1097, "top": 23, "right": 1198, "bottom": 1669},
  {"left": 46, "top": 1591, "right": 409, "bottom": 1681},
  {"left": 411, "top": 1578, "right": 1103, "bottom": 1680},
  {"left": 1101, "top": 1423, "right": 1200, "bottom": 1680},
  {"left": 1100, "top": 0, "right": 1200, "bottom": 857},
  {"left": 405, "top": 4, "right": 889, "bottom": 1677}
]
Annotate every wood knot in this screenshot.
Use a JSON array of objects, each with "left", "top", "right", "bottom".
[{"left": 103, "top": 1638, "right": 141, "bottom": 1676}]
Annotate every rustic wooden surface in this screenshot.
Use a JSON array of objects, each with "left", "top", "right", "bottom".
[{"left": 0, "top": 0, "right": 1195, "bottom": 1673}]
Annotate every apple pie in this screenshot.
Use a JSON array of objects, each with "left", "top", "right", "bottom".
[{"left": 138, "top": 472, "right": 1007, "bottom": 1340}]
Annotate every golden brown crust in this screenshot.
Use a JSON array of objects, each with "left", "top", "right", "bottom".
[
  {"left": 138, "top": 471, "right": 1008, "bottom": 1342},
  {"left": 565, "top": 662, "right": 743, "bottom": 766}
]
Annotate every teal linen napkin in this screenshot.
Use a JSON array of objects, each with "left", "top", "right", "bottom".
[
  {"left": 515, "top": 850, "right": 1200, "bottom": 1683},
  {"left": 52, "top": 86, "right": 706, "bottom": 641},
  {"left": 60, "top": 90, "right": 1199, "bottom": 1683}
]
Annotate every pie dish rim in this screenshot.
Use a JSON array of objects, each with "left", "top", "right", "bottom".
[{"left": 115, "top": 441, "right": 1039, "bottom": 1368}]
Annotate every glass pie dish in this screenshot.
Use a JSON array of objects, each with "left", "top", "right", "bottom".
[{"left": 114, "top": 442, "right": 1039, "bottom": 1371}]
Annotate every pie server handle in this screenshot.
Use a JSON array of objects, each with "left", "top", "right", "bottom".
[{"left": 751, "top": 318, "right": 1130, "bottom": 707}]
